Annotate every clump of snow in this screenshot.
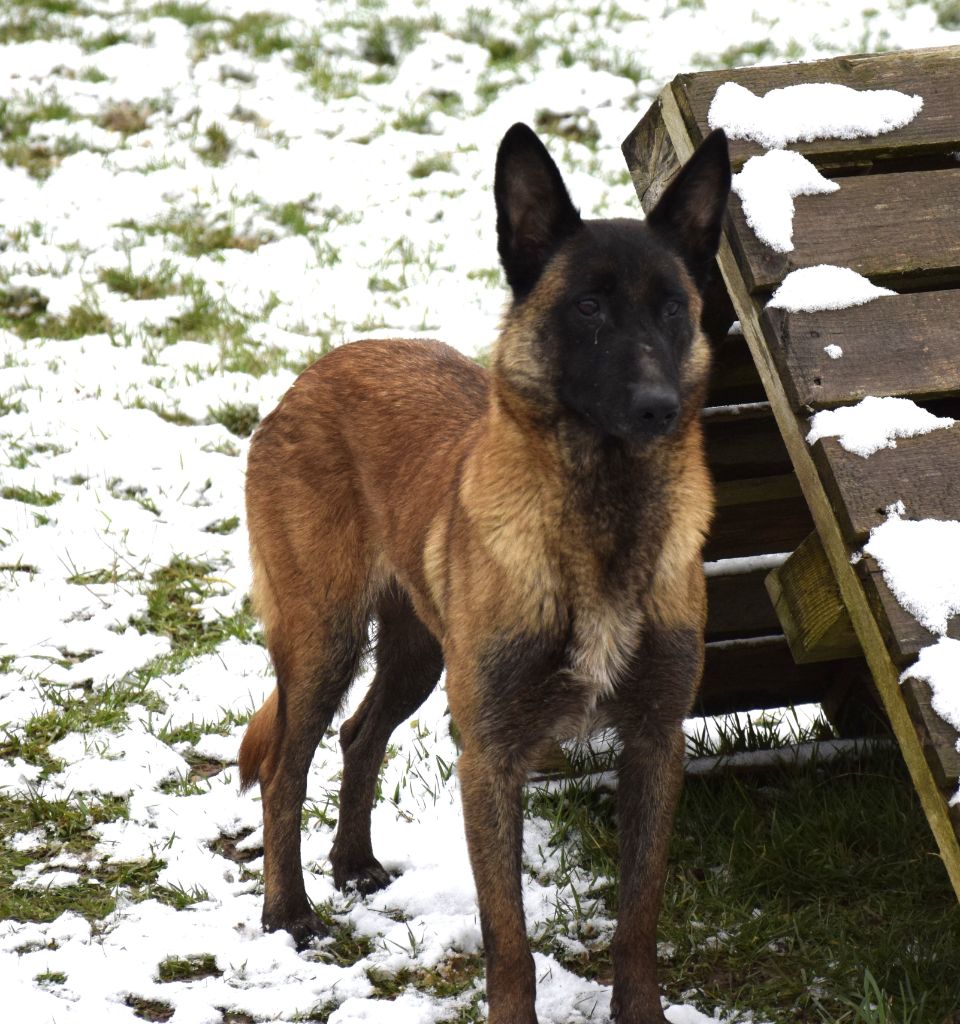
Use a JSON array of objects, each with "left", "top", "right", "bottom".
[
  {"left": 732, "top": 149, "right": 838, "bottom": 252},
  {"left": 865, "top": 507, "right": 960, "bottom": 636},
  {"left": 708, "top": 81, "right": 923, "bottom": 149},
  {"left": 806, "top": 396, "right": 955, "bottom": 458},
  {"left": 768, "top": 265, "right": 896, "bottom": 312},
  {"left": 902, "top": 637, "right": 960, "bottom": 734},
  {"left": 824, "top": 344, "right": 843, "bottom": 359}
]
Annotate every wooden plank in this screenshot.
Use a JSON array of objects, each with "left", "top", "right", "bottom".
[
  {"left": 854, "top": 558, "right": 960, "bottom": 665},
  {"left": 733, "top": 168, "right": 960, "bottom": 293},
  {"left": 703, "top": 408, "right": 791, "bottom": 482},
  {"left": 900, "top": 676, "right": 960, "bottom": 791},
  {"left": 706, "top": 330, "right": 767, "bottom": 407},
  {"left": 766, "top": 532, "right": 860, "bottom": 663},
  {"left": 812, "top": 426, "right": 960, "bottom": 542},
  {"left": 760, "top": 292, "right": 960, "bottom": 411},
  {"left": 668, "top": 46, "right": 960, "bottom": 170},
  {"left": 705, "top": 567, "right": 782, "bottom": 642},
  {"left": 697, "top": 635, "right": 860, "bottom": 715},
  {"left": 622, "top": 93, "right": 681, "bottom": 214},
  {"left": 708, "top": 476, "right": 814, "bottom": 561},
  {"left": 644, "top": 77, "right": 960, "bottom": 899}
]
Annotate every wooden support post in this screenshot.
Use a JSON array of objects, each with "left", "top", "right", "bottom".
[{"left": 765, "top": 532, "right": 861, "bottom": 664}]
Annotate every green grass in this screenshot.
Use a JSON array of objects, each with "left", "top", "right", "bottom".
[
  {"left": 409, "top": 153, "right": 454, "bottom": 179},
  {"left": 528, "top": 743, "right": 960, "bottom": 1021},
  {"left": 0, "top": 294, "right": 112, "bottom": 341},
  {"left": 157, "top": 953, "right": 221, "bottom": 982},
  {"left": 1, "top": 486, "right": 61, "bottom": 507},
  {"left": 99, "top": 264, "right": 181, "bottom": 301},
  {"left": 127, "top": 559, "right": 259, "bottom": 668}
]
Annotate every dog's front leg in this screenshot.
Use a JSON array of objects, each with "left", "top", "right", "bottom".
[
  {"left": 458, "top": 743, "right": 538, "bottom": 1024},
  {"left": 610, "top": 626, "right": 704, "bottom": 1024}
]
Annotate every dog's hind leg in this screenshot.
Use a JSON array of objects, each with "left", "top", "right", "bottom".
[
  {"left": 330, "top": 583, "right": 443, "bottom": 893},
  {"left": 241, "top": 600, "right": 368, "bottom": 947}
]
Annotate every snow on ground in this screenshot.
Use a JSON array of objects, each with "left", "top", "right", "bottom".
[{"left": 2, "top": 1, "right": 959, "bottom": 1022}]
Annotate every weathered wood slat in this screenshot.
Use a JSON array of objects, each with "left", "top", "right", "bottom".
[
  {"left": 900, "top": 676, "right": 960, "bottom": 792},
  {"left": 811, "top": 427, "right": 960, "bottom": 542},
  {"left": 855, "top": 557, "right": 960, "bottom": 664},
  {"left": 708, "top": 477, "right": 814, "bottom": 561},
  {"left": 706, "top": 331, "right": 767, "bottom": 407},
  {"left": 760, "top": 293, "right": 960, "bottom": 411},
  {"left": 697, "top": 635, "right": 861, "bottom": 715},
  {"left": 667, "top": 46, "right": 960, "bottom": 170},
  {"left": 735, "top": 169, "right": 960, "bottom": 293},
  {"left": 705, "top": 567, "right": 782, "bottom": 642},
  {"left": 704, "top": 410, "right": 790, "bottom": 482}
]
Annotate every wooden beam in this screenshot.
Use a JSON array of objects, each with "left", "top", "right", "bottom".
[
  {"left": 766, "top": 532, "right": 861, "bottom": 663},
  {"left": 760, "top": 293, "right": 960, "bottom": 410}
]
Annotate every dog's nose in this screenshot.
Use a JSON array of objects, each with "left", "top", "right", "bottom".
[{"left": 628, "top": 382, "right": 680, "bottom": 435}]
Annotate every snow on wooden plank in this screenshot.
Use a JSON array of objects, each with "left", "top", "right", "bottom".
[
  {"left": 670, "top": 46, "right": 960, "bottom": 169},
  {"left": 733, "top": 167, "right": 960, "bottom": 293},
  {"left": 761, "top": 292, "right": 960, "bottom": 410},
  {"left": 812, "top": 426, "right": 960, "bottom": 542}
]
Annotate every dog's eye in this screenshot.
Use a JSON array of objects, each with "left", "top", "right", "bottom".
[
  {"left": 576, "top": 298, "right": 599, "bottom": 317},
  {"left": 663, "top": 299, "right": 683, "bottom": 318}
]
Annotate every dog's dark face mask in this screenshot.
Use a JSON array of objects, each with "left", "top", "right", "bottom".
[{"left": 493, "top": 123, "right": 731, "bottom": 444}]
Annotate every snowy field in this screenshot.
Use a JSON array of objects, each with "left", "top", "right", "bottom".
[{"left": 1, "top": 1, "right": 959, "bottom": 1022}]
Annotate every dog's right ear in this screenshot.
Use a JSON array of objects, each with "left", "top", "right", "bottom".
[{"left": 495, "top": 123, "right": 582, "bottom": 299}]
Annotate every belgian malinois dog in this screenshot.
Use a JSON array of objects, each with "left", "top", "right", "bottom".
[{"left": 239, "top": 122, "right": 730, "bottom": 1023}]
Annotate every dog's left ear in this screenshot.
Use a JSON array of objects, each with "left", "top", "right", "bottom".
[
  {"left": 495, "top": 123, "right": 582, "bottom": 299},
  {"left": 646, "top": 129, "right": 731, "bottom": 292}
]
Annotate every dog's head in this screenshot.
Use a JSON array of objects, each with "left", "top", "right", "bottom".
[{"left": 493, "top": 123, "right": 730, "bottom": 445}]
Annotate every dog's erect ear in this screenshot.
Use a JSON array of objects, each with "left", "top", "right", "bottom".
[
  {"left": 646, "top": 129, "right": 731, "bottom": 292},
  {"left": 495, "top": 123, "right": 582, "bottom": 299}
]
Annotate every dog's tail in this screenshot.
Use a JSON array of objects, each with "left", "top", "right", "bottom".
[{"left": 238, "top": 688, "right": 279, "bottom": 792}]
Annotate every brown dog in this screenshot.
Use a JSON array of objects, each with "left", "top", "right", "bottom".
[{"left": 239, "top": 122, "right": 730, "bottom": 1024}]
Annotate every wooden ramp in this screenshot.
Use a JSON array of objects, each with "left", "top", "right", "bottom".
[{"left": 624, "top": 47, "right": 960, "bottom": 897}]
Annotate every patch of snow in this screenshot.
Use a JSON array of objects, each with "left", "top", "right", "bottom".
[
  {"left": 708, "top": 81, "right": 923, "bottom": 149},
  {"left": 902, "top": 637, "right": 960, "bottom": 734},
  {"left": 703, "top": 552, "right": 790, "bottom": 577},
  {"left": 768, "top": 265, "right": 895, "bottom": 312},
  {"left": 806, "top": 396, "right": 955, "bottom": 458},
  {"left": 732, "top": 149, "right": 838, "bottom": 251},
  {"left": 864, "top": 507, "right": 960, "bottom": 636}
]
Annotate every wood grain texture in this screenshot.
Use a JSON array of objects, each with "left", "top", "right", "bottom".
[
  {"left": 704, "top": 409, "right": 791, "bottom": 482},
  {"left": 766, "top": 532, "right": 861, "bottom": 663},
  {"left": 735, "top": 168, "right": 960, "bottom": 293},
  {"left": 706, "top": 567, "right": 782, "bottom": 642},
  {"left": 697, "top": 635, "right": 860, "bottom": 715},
  {"left": 670, "top": 46, "right": 960, "bottom": 170},
  {"left": 900, "top": 676, "right": 960, "bottom": 791},
  {"left": 812, "top": 426, "right": 960, "bottom": 542},
  {"left": 708, "top": 487, "right": 810, "bottom": 561},
  {"left": 760, "top": 292, "right": 960, "bottom": 411}
]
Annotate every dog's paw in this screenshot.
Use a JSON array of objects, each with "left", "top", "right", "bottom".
[
  {"left": 263, "top": 908, "right": 327, "bottom": 950},
  {"left": 333, "top": 857, "right": 392, "bottom": 895}
]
